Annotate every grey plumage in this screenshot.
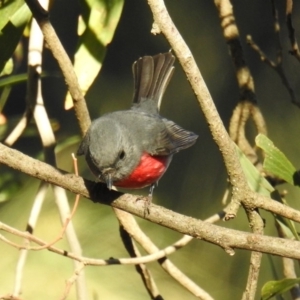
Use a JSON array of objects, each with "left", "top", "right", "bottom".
[{"left": 77, "top": 52, "right": 198, "bottom": 189}]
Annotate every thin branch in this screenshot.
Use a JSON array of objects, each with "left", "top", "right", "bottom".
[
  {"left": 286, "top": 0, "right": 300, "bottom": 62},
  {"left": 3, "top": 144, "right": 300, "bottom": 258},
  {"left": 247, "top": 35, "right": 299, "bottom": 108},
  {"left": 115, "top": 209, "right": 218, "bottom": 300},
  {"left": 282, "top": 258, "right": 300, "bottom": 300},
  {"left": 119, "top": 224, "right": 162, "bottom": 299},
  {"left": 146, "top": 0, "right": 265, "bottom": 221},
  {"left": 60, "top": 263, "right": 85, "bottom": 300},
  {"left": 9, "top": 3, "right": 88, "bottom": 298},
  {"left": 214, "top": 0, "right": 256, "bottom": 103},
  {"left": 276, "top": 218, "right": 300, "bottom": 299},
  {"left": 246, "top": 0, "right": 300, "bottom": 108},
  {"left": 11, "top": 4, "right": 51, "bottom": 297},
  {"left": 24, "top": 0, "right": 91, "bottom": 135},
  {"left": 214, "top": 0, "right": 266, "bottom": 171},
  {"left": 242, "top": 209, "right": 264, "bottom": 300},
  {"left": 0, "top": 220, "right": 220, "bottom": 268},
  {"left": 3, "top": 110, "right": 32, "bottom": 146},
  {"left": 12, "top": 182, "right": 48, "bottom": 296},
  {"left": 28, "top": 191, "right": 80, "bottom": 251}
]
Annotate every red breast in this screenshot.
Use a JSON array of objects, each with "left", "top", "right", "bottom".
[{"left": 114, "top": 153, "right": 172, "bottom": 189}]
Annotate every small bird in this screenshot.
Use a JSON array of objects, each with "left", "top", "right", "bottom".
[{"left": 77, "top": 52, "right": 198, "bottom": 197}]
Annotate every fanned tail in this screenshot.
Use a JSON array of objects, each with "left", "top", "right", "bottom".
[{"left": 132, "top": 52, "right": 175, "bottom": 110}]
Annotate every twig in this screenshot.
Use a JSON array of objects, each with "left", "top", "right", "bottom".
[
  {"left": 61, "top": 263, "right": 85, "bottom": 300},
  {"left": 3, "top": 110, "right": 32, "bottom": 146},
  {"left": 30, "top": 155, "right": 80, "bottom": 251},
  {"left": 241, "top": 209, "right": 264, "bottom": 300},
  {"left": 214, "top": 0, "right": 256, "bottom": 104},
  {"left": 214, "top": 0, "right": 266, "bottom": 168},
  {"left": 286, "top": 0, "right": 300, "bottom": 62},
  {"left": 10, "top": 5, "right": 51, "bottom": 297},
  {"left": 120, "top": 225, "right": 162, "bottom": 299},
  {"left": 282, "top": 258, "right": 300, "bottom": 299},
  {"left": 276, "top": 218, "right": 300, "bottom": 299},
  {"left": 9, "top": 4, "right": 88, "bottom": 298},
  {"left": 229, "top": 102, "right": 258, "bottom": 164},
  {"left": 0, "top": 220, "right": 218, "bottom": 268},
  {"left": 115, "top": 209, "right": 225, "bottom": 299},
  {"left": 246, "top": 0, "right": 300, "bottom": 108},
  {"left": 12, "top": 182, "right": 48, "bottom": 296},
  {"left": 24, "top": 0, "right": 91, "bottom": 135}
]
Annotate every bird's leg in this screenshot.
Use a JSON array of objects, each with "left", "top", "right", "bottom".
[
  {"left": 148, "top": 183, "right": 156, "bottom": 199},
  {"left": 143, "top": 182, "right": 157, "bottom": 215}
]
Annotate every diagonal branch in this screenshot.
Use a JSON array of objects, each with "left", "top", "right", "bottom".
[
  {"left": 24, "top": 0, "right": 91, "bottom": 135},
  {"left": 147, "top": 0, "right": 259, "bottom": 221}
]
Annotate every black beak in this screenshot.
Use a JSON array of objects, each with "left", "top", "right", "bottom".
[{"left": 101, "top": 168, "right": 114, "bottom": 190}]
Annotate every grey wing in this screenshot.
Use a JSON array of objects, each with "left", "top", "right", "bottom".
[{"left": 149, "top": 118, "right": 198, "bottom": 155}]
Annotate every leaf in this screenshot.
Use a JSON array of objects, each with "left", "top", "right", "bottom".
[
  {"left": 261, "top": 278, "right": 300, "bottom": 300},
  {"left": 275, "top": 216, "right": 299, "bottom": 241},
  {"left": 64, "top": 0, "right": 124, "bottom": 109},
  {"left": 0, "top": 58, "right": 13, "bottom": 76},
  {"left": 236, "top": 139, "right": 299, "bottom": 241},
  {"left": 235, "top": 144, "right": 274, "bottom": 197},
  {"left": 0, "top": 72, "right": 53, "bottom": 88},
  {"left": 0, "top": 2, "right": 32, "bottom": 72},
  {"left": 255, "top": 134, "right": 296, "bottom": 185}
]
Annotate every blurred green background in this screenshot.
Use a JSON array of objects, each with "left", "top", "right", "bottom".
[{"left": 1, "top": 0, "right": 300, "bottom": 299}]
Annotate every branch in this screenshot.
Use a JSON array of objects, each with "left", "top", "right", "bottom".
[
  {"left": 146, "top": 0, "right": 263, "bottom": 220},
  {"left": 242, "top": 209, "right": 264, "bottom": 300},
  {"left": 2, "top": 143, "right": 300, "bottom": 259},
  {"left": 24, "top": 0, "right": 91, "bottom": 135},
  {"left": 119, "top": 225, "right": 162, "bottom": 299},
  {"left": 214, "top": 0, "right": 266, "bottom": 170},
  {"left": 246, "top": 0, "right": 300, "bottom": 108},
  {"left": 286, "top": 0, "right": 300, "bottom": 62},
  {"left": 1, "top": 221, "right": 205, "bottom": 266},
  {"left": 115, "top": 209, "right": 216, "bottom": 300}
]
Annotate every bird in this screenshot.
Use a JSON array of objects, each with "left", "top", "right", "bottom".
[{"left": 77, "top": 52, "right": 198, "bottom": 198}]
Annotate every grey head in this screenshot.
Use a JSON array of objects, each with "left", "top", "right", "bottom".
[{"left": 77, "top": 116, "right": 142, "bottom": 189}]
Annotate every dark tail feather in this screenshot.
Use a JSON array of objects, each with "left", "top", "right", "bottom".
[{"left": 132, "top": 52, "right": 175, "bottom": 109}]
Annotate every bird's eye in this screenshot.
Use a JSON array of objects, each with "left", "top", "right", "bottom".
[{"left": 119, "top": 150, "right": 125, "bottom": 160}]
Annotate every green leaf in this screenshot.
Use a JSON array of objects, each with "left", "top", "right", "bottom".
[
  {"left": 0, "top": 72, "right": 53, "bottom": 88},
  {"left": 0, "top": 1, "right": 31, "bottom": 72},
  {"left": 65, "top": 0, "right": 124, "bottom": 109},
  {"left": 0, "top": 58, "right": 13, "bottom": 76},
  {"left": 275, "top": 216, "right": 299, "bottom": 240},
  {"left": 0, "top": 0, "right": 24, "bottom": 30},
  {"left": 235, "top": 144, "right": 274, "bottom": 197},
  {"left": 255, "top": 134, "right": 296, "bottom": 185},
  {"left": 261, "top": 278, "right": 300, "bottom": 300},
  {"left": 236, "top": 139, "right": 299, "bottom": 240}
]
